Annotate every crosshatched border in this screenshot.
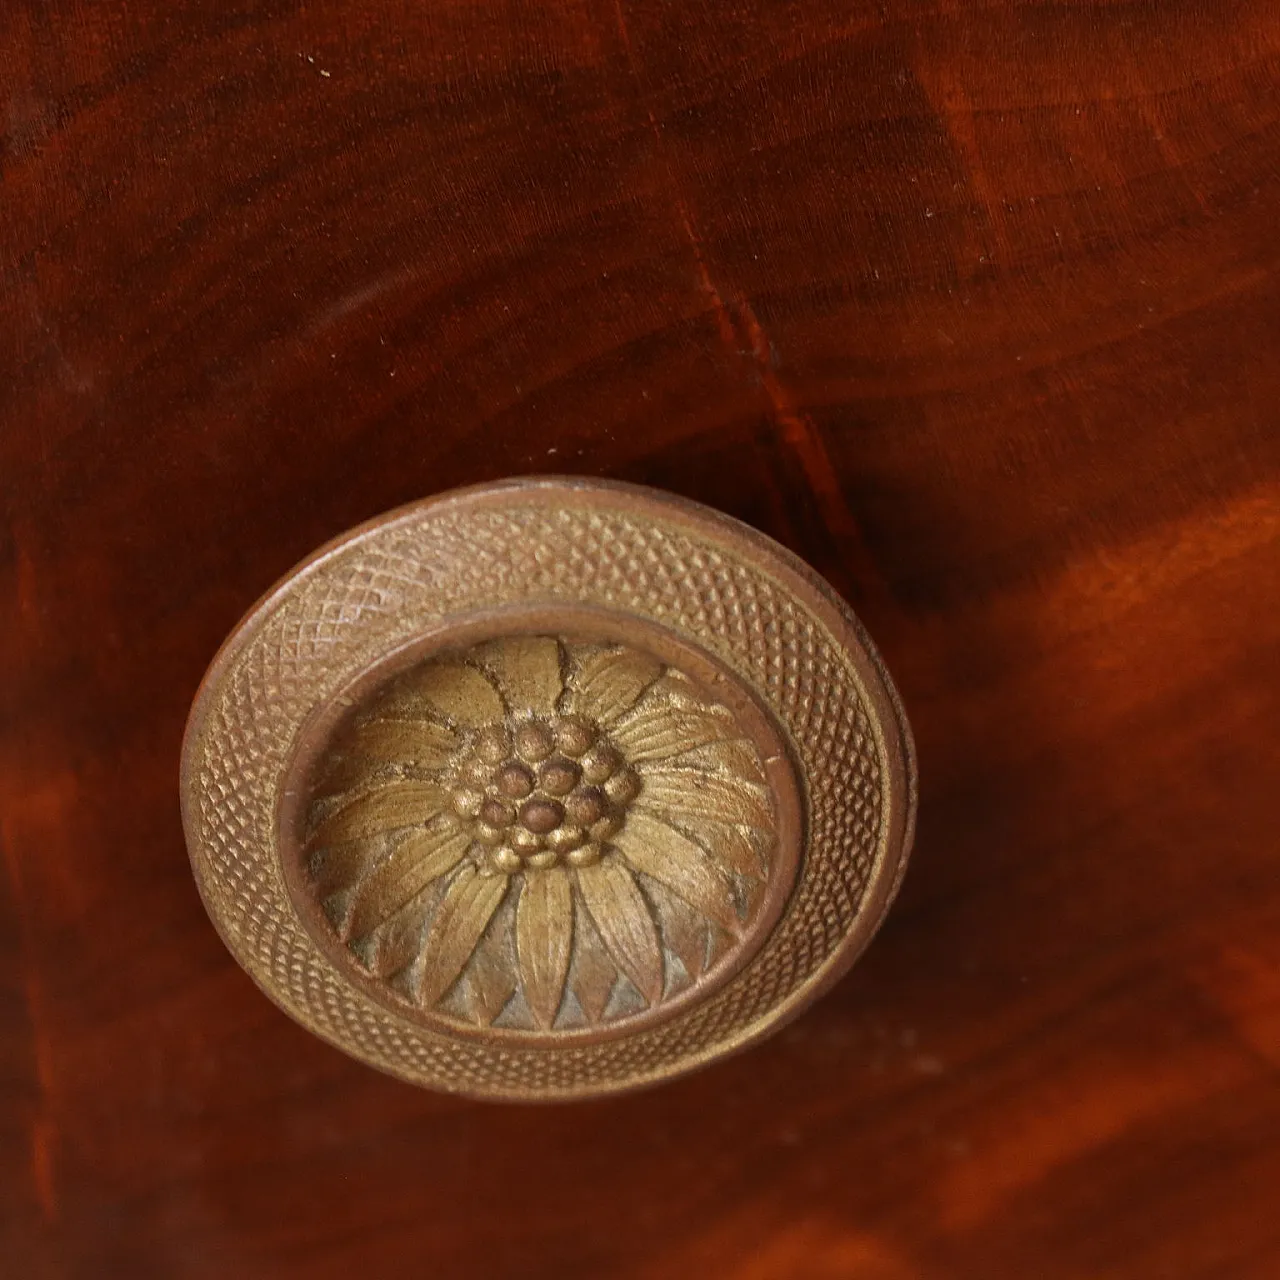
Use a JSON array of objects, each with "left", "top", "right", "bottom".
[{"left": 181, "top": 478, "right": 917, "bottom": 1100}]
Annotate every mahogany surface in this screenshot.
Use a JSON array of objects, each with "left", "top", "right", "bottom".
[{"left": 3, "top": 0, "right": 1279, "bottom": 1275}]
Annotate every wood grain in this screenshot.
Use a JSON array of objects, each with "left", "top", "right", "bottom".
[{"left": 3, "top": 0, "right": 1279, "bottom": 1274}]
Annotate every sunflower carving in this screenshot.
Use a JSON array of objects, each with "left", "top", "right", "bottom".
[{"left": 302, "top": 636, "right": 778, "bottom": 1033}]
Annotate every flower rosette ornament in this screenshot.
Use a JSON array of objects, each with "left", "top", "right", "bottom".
[{"left": 305, "top": 635, "right": 778, "bottom": 1033}]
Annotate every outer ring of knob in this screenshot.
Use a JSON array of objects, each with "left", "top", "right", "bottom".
[{"left": 181, "top": 478, "right": 916, "bottom": 1099}]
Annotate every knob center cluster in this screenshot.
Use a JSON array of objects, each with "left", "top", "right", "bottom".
[{"left": 448, "top": 713, "right": 641, "bottom": 873}]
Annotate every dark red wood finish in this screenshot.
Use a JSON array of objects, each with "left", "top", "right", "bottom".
[{"left": 3, "top": 1, "right": 1279, "bottom": 1275}]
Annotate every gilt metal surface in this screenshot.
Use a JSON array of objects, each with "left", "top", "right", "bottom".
[{"left": 181, "top": 478, "right": 915, "bottom": 1099}]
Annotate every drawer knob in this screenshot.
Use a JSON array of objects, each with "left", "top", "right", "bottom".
[{"left": 181, "top": 478, "right": 915, "bottom": 1099}]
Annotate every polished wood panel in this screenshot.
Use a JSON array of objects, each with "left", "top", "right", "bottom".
[{"left": 3, "top": 0, "right": 1279, "bottom": 1274}]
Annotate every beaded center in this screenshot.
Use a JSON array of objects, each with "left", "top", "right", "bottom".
[{"left": 448, "top": 714, "right": 641, "bottom": 874}]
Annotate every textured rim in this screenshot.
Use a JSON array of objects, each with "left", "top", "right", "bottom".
[{"left": 181, "top": 477, "right": 917, "bottom": 1100}]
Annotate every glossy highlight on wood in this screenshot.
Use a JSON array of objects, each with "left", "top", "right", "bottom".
[{"left": 3, "top": 0, "right": 1279, "bottom": 1273}]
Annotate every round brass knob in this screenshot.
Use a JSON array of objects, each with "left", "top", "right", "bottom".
[{"left": 181, "top": 479, "right": 915, "bottom": 1099}]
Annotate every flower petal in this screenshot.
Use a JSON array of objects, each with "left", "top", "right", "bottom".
[
  {"left": 398, "top": 659, "right": 504, "bottom": 727},
  {"left": 474, "top": 636, "right": 564, "bottom": 716},
  {"left": 671, "top": 737, "right": 767, "bottom": 784},
  {"left": 366, "top": 884, "right": 441, "bottom": 978},
  {"left": 315, "top": 752, "right": 381, "bottom": 795},
  {"left": 644, "top": 879, "right": 710, "bottom": 980},
  {"left": 631, "top": 671, "right": 704, "bottom": 710},
  {"left": 311, "top": 836, "right": 381, "bottom": 897},
  {"left": 515, "top": 868, "right": 574, "bottom": 1029},
  {"left": 614, "top": 811, "right": 741, "bottom": 936},
  {"left": 347, "top": 824, "right": 471, "bottom": 940},
  {"left": 458, "top": 909, "right": 519, "bottom": 1026},
  {"left": 415, "top": 866, "right": 510, "bottom": 1007},
  {"left": 635, "top": 767, "right": 771, "bottom": 830},
  {"left": 675, "top": 817, "right": 768, "bottom": 881},
  {"left": 311, "top": 780, "right": 448, "bottom": 846},
  {"left": 346, "top": 717, "right": 459, "bottom": 770},
  {"left": 570, "top": 908, "right": 618, "bottom": 1024},
  {"left": 574, "top": 856, "right": 663, "bottom": 1006},
  {"left": 567, "top": 648, "right": 662, "bottom": 725},
  {"left": 609, "top": 704, "right": 731, "bottom": 763}
]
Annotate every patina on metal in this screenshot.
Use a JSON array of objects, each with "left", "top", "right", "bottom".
[{"left": 181, "top": 478, "right": 916, "bottom": 1099}]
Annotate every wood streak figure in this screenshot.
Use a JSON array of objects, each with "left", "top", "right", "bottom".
[{"left": 2, "top": 0, "right": 1279, "bottom": 1274}]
